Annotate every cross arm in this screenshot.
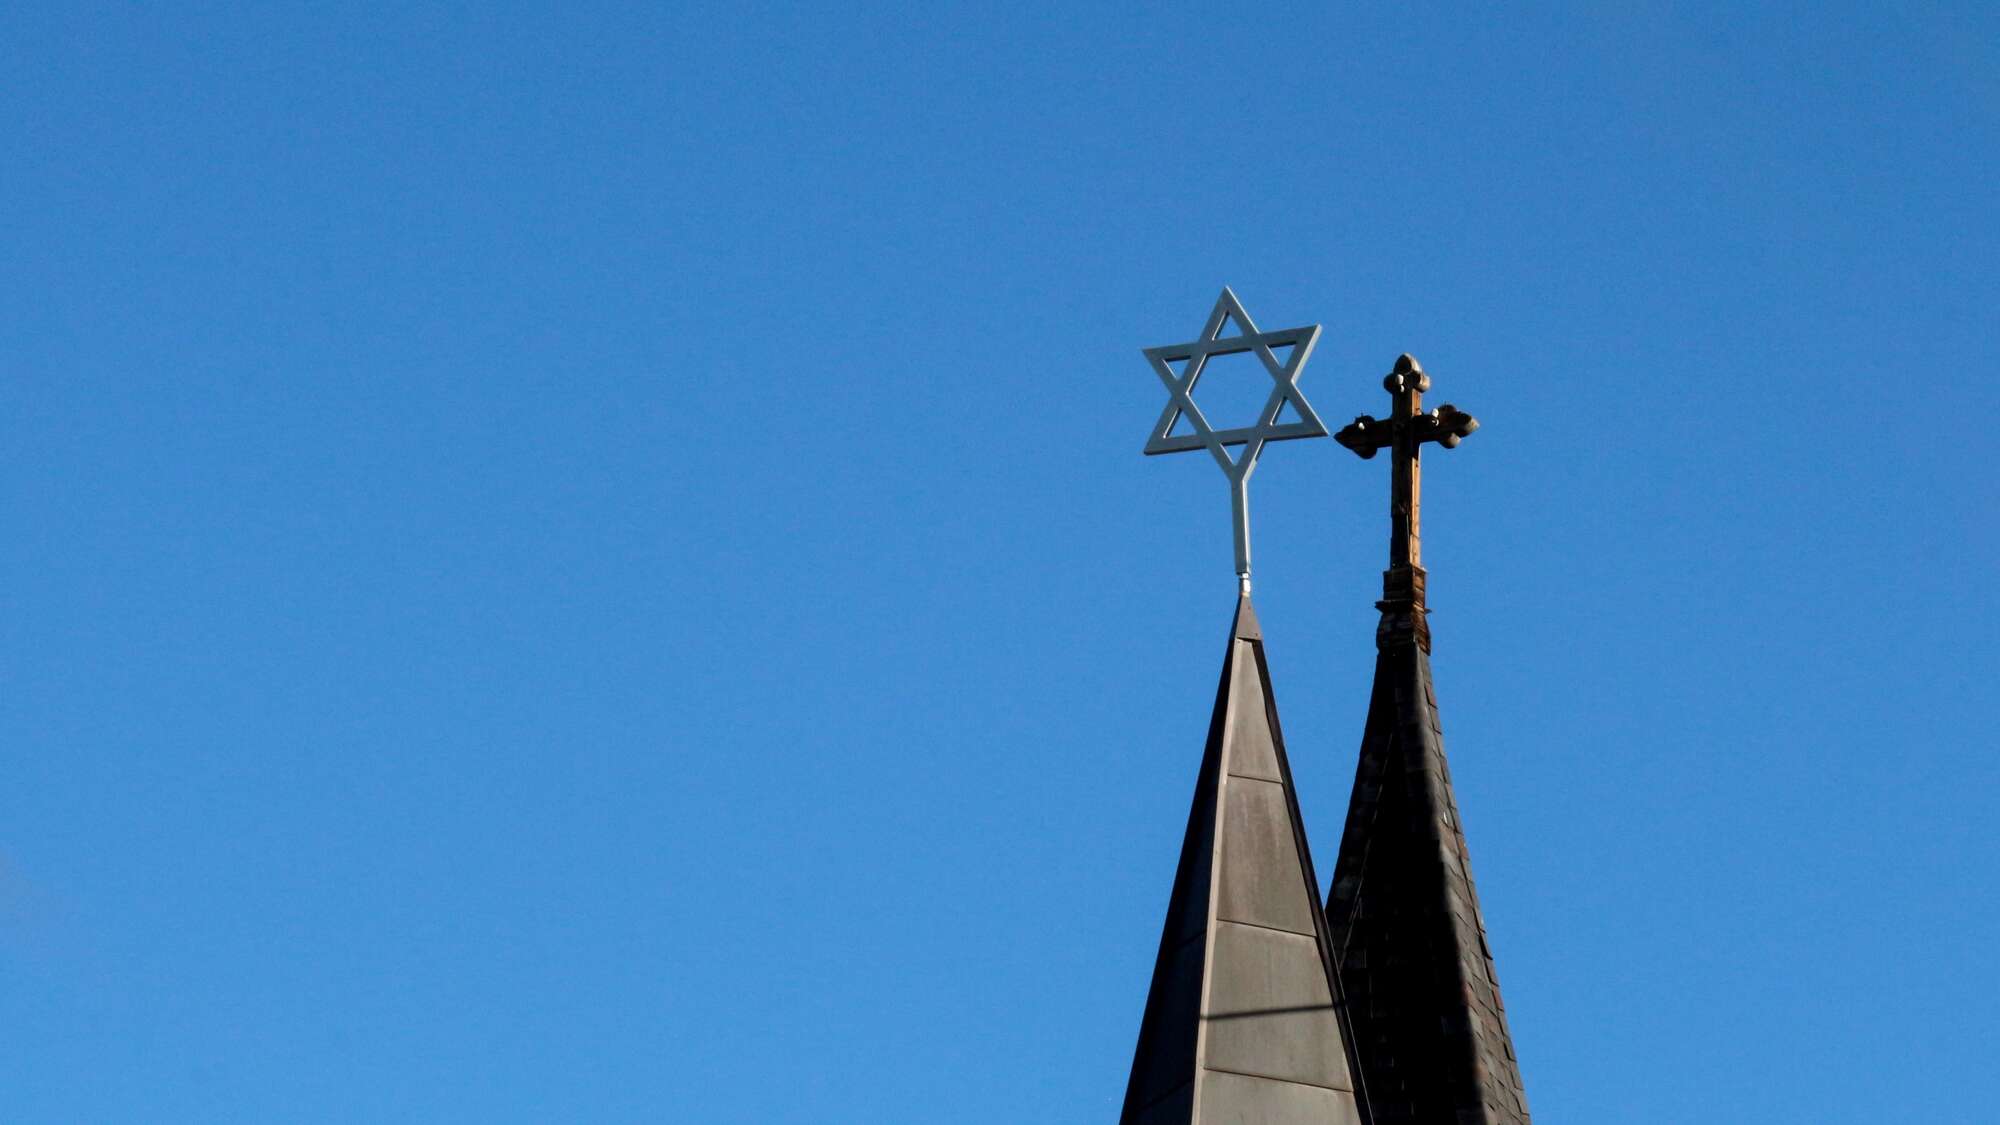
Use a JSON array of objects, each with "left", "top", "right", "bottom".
[
  {"left": 1334, "top": 415, "right": 1392, "bottom": 459},
  {"left": 1412, "top": 403, "right": 1480, "bottom": 448},
  {"left": 1334, "top": 404, "right": 1479, "bottom": 459}
]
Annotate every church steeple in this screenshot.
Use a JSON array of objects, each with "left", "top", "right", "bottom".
[
  {"left": 1121, "top": 597, "right": 1367, "bottom": 1124},
  {"left": 1328, "top": 356, "right": 1531, "bottom": 1124}
]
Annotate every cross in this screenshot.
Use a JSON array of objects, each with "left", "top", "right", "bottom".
[
  {"left": 1334, "top": 353, "right": 1478, "bottom": 648},
  {"left": 1142, "top": 288, "right": 1328, "bottom": 594}
]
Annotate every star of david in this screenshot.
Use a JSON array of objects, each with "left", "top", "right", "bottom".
[
  {"left": 1141, "top": 288, "right": 1328, "bottom": 588},
  {"left": 1142, "top": 286, "right": 1327, "bottom": 474}
]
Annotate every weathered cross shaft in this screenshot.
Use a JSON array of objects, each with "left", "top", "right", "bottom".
[{"left": 1335, "top": 354, "right": 1477, "bottom": 651}]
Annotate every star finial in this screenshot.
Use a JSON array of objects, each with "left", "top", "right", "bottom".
[{"left": 1142, "top": 288, "right": 1327, "bottom": 592}]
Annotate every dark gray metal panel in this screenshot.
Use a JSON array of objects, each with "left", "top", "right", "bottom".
[
  {"left": 1195, "top": 1071, "right": 1365, "bottom": 1125},
  {"left": 1128, "top": 934, "right": 1206, "bottom": 1111},
  {"left": 1229, "top": 595, "right": 1262, "bottom": 642},
  {"left": 1203, "top": 921, "right": 1351, "bottom": 1091},
  {"left": 1133, "top": 1082, "right": 1194, "bottom": 1125},
  {"left": 1216, "top": 779, "right": 1317, "bottom": 937},
  {"left": 1222, "top": 643, "right": 1281, "bottom": 783}
]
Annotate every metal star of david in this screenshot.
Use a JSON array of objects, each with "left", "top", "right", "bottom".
[{"left": 1142, "top": 287, "right": 1328, "bottom": 590}]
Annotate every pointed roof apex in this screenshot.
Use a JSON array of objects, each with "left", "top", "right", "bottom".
[
  {"left": 1231, "top": 594, "right": 1262, "bottom": 642},
  {"left": 1122, "top": 601, "right": 1363, "bottom": 1124},
  {"left": 1326, "top": 640, "right": 1532, "bottom": 1122}
]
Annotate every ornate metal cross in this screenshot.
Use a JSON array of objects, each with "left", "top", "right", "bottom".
[
  {"left": 1142, "top": 288, "right": 1328, "bottom": 593},
  {"left": 1334, "top": 353, "right": 1478, "bottom": 649}
]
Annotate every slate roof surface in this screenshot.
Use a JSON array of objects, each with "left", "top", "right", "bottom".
[{"left": 1323, "top": 610, "right": 1531, "bottom": 1125}]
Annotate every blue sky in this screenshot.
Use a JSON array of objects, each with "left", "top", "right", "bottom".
[{"left": 2, "top": 4, "right": 1995, "bottom": 1122}]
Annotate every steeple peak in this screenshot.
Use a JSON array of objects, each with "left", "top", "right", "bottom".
[{"left": 1121, "top": 601, "right": 1365, "bottom": 1124}]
